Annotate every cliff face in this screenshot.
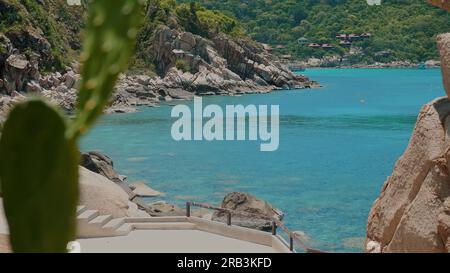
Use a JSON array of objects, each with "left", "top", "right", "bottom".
[
  {"left": 0, "top": 0, "right": 83, "bottom": 70},
  {"left": 147, "top": 27, "right": 315, "bottom": 96},
  {"left": 366, "top": 33, "right": 450, "bottom": 253}
]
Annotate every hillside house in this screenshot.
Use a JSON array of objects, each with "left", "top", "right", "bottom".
[{"left": 308, "top": 43, "right": 321, "bottom": 48}]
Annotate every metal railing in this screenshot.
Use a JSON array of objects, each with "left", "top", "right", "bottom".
[{"left": 185, "top": 201, "right": 325, "bottom": 253}]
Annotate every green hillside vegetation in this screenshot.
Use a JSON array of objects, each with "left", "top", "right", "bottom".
[
  {"left": 0, "top": 0, "right": 85, "bottom": 70},
  {"left": 179, "top": 0, "right": 450, "bottom": 63},
  {"left": 0, "top": 0, "right": 243, "bottom": 73},
  {"left": 134, "top": 0, "right": 244, "bottom": 72}
]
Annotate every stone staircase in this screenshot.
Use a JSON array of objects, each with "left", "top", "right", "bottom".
[
  {"left": 76, "top": 204, "right": 296, "bottom": 253},
  {"left": 76, "top": 206, "right": 196, "bottom": 238},
  {"left": 77, "top": 205, "right": 132, "bottom": 238}
]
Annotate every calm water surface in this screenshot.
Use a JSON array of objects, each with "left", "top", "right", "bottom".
[{"left": 81, "top": 68, "right": 443, "bottom": 252}]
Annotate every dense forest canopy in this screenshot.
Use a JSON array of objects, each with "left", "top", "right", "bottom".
[
  {"left": 2, "top": 0, "right": 450, "bottom": 68},
  {"left": 178, "top": 0, "right": 450, "bottom": 62}
]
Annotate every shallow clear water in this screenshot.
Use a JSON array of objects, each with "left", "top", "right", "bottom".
[{"left": 81, "top": 68, "right": 443, "bottom": 252}]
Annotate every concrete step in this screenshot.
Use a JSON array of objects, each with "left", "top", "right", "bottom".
[
  {"left": 102, "top": 218, "right": 126, "bottom": 230},
  {"left": 78, "top": 216, "right": 127, "bottom": 239},
  {"left": 115, "top": 223, "right": 133, "bottom": 235},
  {"left": 76, "top": 205, "right": 87, "bottom": 216},
  {"left": 89, "top": 215, "right": 112, "bottom": 226},
  {"left": 78, "top": 209, "right": 99, "bottom": 222}
]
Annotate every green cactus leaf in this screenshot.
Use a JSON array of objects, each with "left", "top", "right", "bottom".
[
  {"left": 68, "top": 0, "right": 144, "bottom": 140},
  {"left": 0, "top": 99, "right": 79, "bottom": 253}
]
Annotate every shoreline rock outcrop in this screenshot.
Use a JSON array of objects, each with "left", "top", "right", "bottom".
[
  {"left": 0, "top": 24, "right": 319, "bottom": 119},
  {"left": 150, "top": 27, "right": 316, "bottom": 94},
  {"left": 147, "top": 201, "right": 185, "bottom": 217},
  {"left": 80, "top": 151, "right": 123, "bottom": 183},
  {"left": 298, "top": 55, "right": 440, "bottom": 69},
  {"left": 130, "top": 182, "right": 164, "bottom": 198},
  {"left": 79, "top": 167, "right": 148, "bottom": 218},
  {"left": 80, "top": 151, "right": 155, "bottom": 215},
  {"left": 366, "top": 97, "right": 450, "bottom": 253},
  {"left": 212, "top": 192, "right": 284, "bottom": 231}
]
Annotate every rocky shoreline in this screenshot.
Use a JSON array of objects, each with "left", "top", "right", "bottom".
[
  {"left": 80, "top": 151, "right": 285, "bottom": 232},
  {"left": 296, "top": 57, "right": 441, "bottom": 69},
  {"left": 0, "top": 27, "right": 320, "bottom": 119}
]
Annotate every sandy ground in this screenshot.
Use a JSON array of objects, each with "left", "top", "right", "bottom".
[{"left": 78, "top": 230, "right": 277, "bottom": 253}]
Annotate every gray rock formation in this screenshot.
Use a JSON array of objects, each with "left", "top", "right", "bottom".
[
  {"left": 5, "top": 26, "right": 52, "bottom": 65},
  {"left": 366, "top": 98, "right": 450, "bottom": 253},
  {"left": 0, "top": 23, "right": 318, "bottom": 119},
  {"left": 146, "top": 201, "right": 209, "bottom": 218},
  {"left": 3, "top": 53, "right": 40, "bottom": 94},
  {"left": 0, "top": 43, "right": 80, "bottom": 116},
  {"left": 212, "top": 192, "right": 284, "bottom": 231},
  {"left": 80, "top": 151, "right": 122, "bottom": 183},
  {"left": 130, "top": 182, "right": 163, "bottom": 197},
  {"left": 78, "top": 167, "right": 147, "bottom": 218},
  {"left": 80, "top": 151, "right": 159, "bottom": 216},
  {"left": 150, "top": 27, "right": 317, "bottom": 96},
  {"left": 147, "top": 201, "right": 185, "bottom": 217}
]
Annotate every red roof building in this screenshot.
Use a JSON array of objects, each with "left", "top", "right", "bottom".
[
  {"left": 428, "top": 0, "right": 450, "bottom": 11},
  {"left": 308, "top": 43, "right": 321, "bottom": 48}
]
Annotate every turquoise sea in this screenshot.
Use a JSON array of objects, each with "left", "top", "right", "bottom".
[{"left": 81, "top": 68, "right": 443, "bottom": 252}]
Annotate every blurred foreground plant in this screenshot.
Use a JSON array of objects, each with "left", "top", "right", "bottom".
[{"left": 0, "top": 0, "right": 143, "bottom": 253}]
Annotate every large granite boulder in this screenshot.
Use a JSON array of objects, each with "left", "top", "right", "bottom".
[
  {"left": 366, "top": 97, "right": 450, "bottom": 253},
  {"left": 79, "top": 167, "right": 147, "bottom": 218},
  {"left": 2, "top": 54, "right": 39, "bottom": 94},
  {"left": 147, "top": 201, "right": 185, "bottom": 217},
  {"left": 212, "top": 192, "right": 284, "bottom": 231},
  {"left": 5, "top": 26, "right": 52, "bottom": 67},
  {"left": 80, "top": 151, "right": 122, "bottom": 183}
]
